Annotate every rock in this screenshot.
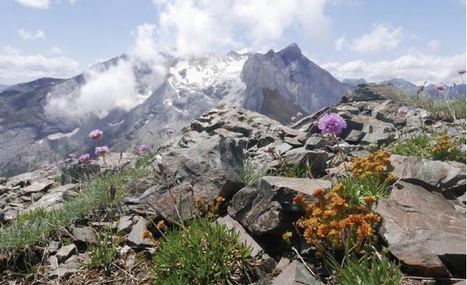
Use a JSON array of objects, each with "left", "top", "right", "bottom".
[
  {"left": 26, "top": 184, "right": 79, "bottom": 212},
  {"left": 344, "top": 130, "right": 364, "bottom": 144},
  {"left": 375, "top": 182, "right": 466, "bottom": 277},
  {"left": 0, "top": 177, "right": 7, "bottom": 185},
  {"left": 228, "top": 176, "right": 331, "bottom": 235},
  {"left": 61, "top": 162, "right": 100, "bottom": 184},
  {"left": 117, "top": 216, "right": 134, "bottom": 233},
  {"left": 275, "top": 257, "right": 292, "bottom": 274},
  {"left": 56, "top": 244, "right": 77, "bottom": 263},
  {"left": 216, "top": 215, "right": 263, "bottom": 257},
  {"left": 127, "top": 216, "right": 155, "bottom": 247},
  {"left": 282, "top": 148, "right": 328, "bottom": 177},
  {"left": 20, "top": 179, "right": 54, "bottom": 195},
  {"left": 71, "top": 226, "right": 97, "bottom": 244},
  {"left": 271, "top": 260, "right": 323, "bottom": 285},
  {"left": 49, "top": 255, "right": 81, "bottom": 279},
  {"left": 361, "top": 132, "right": 393, "bottom": 145},
  {"left": 390, "top": 155, "right": 466, "bottom": 193},
  {"left": 304, "top": 135, "right": 327, "bottom": 150},
  {"left": 274, "top": 143, "right": 293, "bottom": 154},
  {"left": 97, "top": 152, "right": 137, "bottom": 170},
  {"left": 48, "top": 240, "right": 60, "bottom": 253}
]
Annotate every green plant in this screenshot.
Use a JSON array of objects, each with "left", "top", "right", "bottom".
[
  {"left": 0, "top": 167, "right": 150, "bottom": 249},
  {"left": 390, "top": 134, "right": 433, "bottom": 158},
  {"left": 240, "top": 157, "right": 266, "bottom": 186},
  {"left": 338, "top": 176, "right": 392, "bottom": 209},
  {"left": 89, "top": 228, "right": 117, "bottom": 272},
  {"left": 277, "top": 162, "right": 313, "bottom": 178},
  {"left": 329, "top": 251, "right": 402, "bottom": 285},
  {"left": 152, "top": 218, "right": 253, "bottom": 285}
]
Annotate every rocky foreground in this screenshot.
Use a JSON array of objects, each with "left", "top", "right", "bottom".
[{"left": 0, "top": 88, "right": 465, "bottom": 284}]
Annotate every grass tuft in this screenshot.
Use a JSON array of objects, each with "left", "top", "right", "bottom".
[{"left": 152, "top": 218, "right": 252, "bottom": 285}]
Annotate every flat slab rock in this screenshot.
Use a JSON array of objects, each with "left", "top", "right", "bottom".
[
  {"left": 390, "top": 154, "right": 466, "bottom": 192},
  {"left": 272, "top": 260, "right": 323, "bottom": 285},
  {"left": 375, "top": 181, "right": 466, "bottom": 277},
  {"left": 216, "top": 215, "right": 263, "bottom": 257},
  {"left": 228, "top": 176, "right": 331, "bottom": 235}
]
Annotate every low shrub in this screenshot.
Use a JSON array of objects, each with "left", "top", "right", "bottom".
[
  {"left": 329, "top": 251, "right": 402, "bottom": 285},
  {"left": 89, "top": 228, "right": 117, "bottom": 272},
  {"left": 241, "top": 157, "right": 266, "bottom": 186},
  {"left": 152, "top": 218, "right": 252, "bottom": 285}
]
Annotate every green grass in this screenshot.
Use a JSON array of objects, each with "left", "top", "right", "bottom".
[
  {"left": 89, "top": 228, "right": 117, "bottom": 272},
  {"left": 0, "top": 167, "right": 150, "bottom": 250},
  {"left": 339, "top": 176, "right": 392, "bottom": 208},
  {"left": 152, "top": 218, "right": 252, "bottom": 285},
  {"left": 240, "top": 157, "right": 267, "bottom": 186},
  {"left": 390, "top": 134, "right": 433, "bottom": 159},
  {"left": 329, "top": 252, "right": 402, "bottom": 285}
]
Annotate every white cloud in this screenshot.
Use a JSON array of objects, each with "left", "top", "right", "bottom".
[
  {"left": 18, "top": 29, "right": 46, "bottom": 40},
  {"left": 152, "top": 0, "right": 331, "bottom": 56},
  {"left": 69, "top": 0, "right": 79, "bottom": 4},
  {"left": 335, "top": 36, "right": 346, "bottom": 51},
  {"left": 15, "top": 0, "right": 50, "bottom": 9},
  {"left": 0, "top": 49, "right": 80, "bottom": 84},
  {"left": 51, "top": 46, "right": 63, "bottom": 54},
  {"left": 427, "top": 40, "right": 441, "bottom": 51},
  {"left": 322, "top": 52, "right": 466, "bottom": 84},
  {"left": 350, "top": 23, "right": 403, "bottom": 53},
  {"left": 45, "top": 24, "right": 168, "bottom": 118}
]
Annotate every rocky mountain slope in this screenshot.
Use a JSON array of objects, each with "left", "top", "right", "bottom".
[
  {"left": 0, "top": 44, "right": 350, "bottom": 177},
  {"left": 0, "top": 87, "right": 464, "bottom": 284}
]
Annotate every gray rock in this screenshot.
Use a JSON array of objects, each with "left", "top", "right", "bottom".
[
  {"left": 282, "top": 148, "right": 328, "bottom": 177},
  {"left": 20, "top": 179, "right": 54, "bottom": 194},
  {"left": 217, "top": 215, "right": 263, "bottom": 257},
  {"left": 127, "top": 216, "right": 155, "bottom": 247},
  {"left": 361, "top": 132, "right": 393, "bottom": 145},
  {"left": 61, "top": 162, "right": 100, "bottom": 184},
  {"left": 272, "top": 260, "right": 322, "bottom": 285},
  {"left": 48, "top": 240, "right": 60, "bottom": 253},
  {"left": 56, "top": 244, "right": 77, "bottom": 263},
  {"left": 304, "top": 135, "right": 327, "bottom": 150},
  {"left": 274, "top": 143, "right": 293, "bottom": 154},
  {"left": 71, "top": 226, "right": 97, "bottom": 244},
  {"left": 26, "top": 184, "right": 78, "bottom": 212},
  {"left": 390, "top": 154, "right": 466, "bottom": 192},
  {"left": 117, "top": 216, "right": 134, "bottom": 233},
  {"left": 375, "top": 182, "right": 466, "bottom": 277},
  {"left": 228, "top": 176, "right": 331, "bottom": 235},
  {"left": 344, "top": 130, "right": 364, "bottom": 144}
]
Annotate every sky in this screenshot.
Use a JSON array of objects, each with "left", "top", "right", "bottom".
[{"left": 0, "top": 0, "right": 465, "bottom": 85}]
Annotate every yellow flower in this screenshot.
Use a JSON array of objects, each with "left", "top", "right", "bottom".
[
  {"left": 282, "top": 231, "right": 293, "bottom": 242},
  {"left": 156, "top": 220, "right": 167, "bottom": 231}
]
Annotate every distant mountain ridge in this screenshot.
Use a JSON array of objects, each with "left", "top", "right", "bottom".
[{"left": 0, "top": 43, "right": 350, "bottom": 176}]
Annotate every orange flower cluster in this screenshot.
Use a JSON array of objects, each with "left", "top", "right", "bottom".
[
  {"left": 195, "top": 195, "right": 225, "bottom": 218},
  {"left": 350, "top": 150, "right": 391, "bottom": 180},
  {"left": 432, "top": 135, "right": 460, "bottom": 161},
  {"left": 296, "top": 184, "right": 380, "bottom": 251}
]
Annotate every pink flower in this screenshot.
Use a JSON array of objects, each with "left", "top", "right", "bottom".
[
  {"left": 398, "top": 106, "right": 409, "bottom": 117},
  {"left": 79, "top": 154, "right": 91, "bottom": 164},
  {"left": 95, "top": 146, "right": 110, "bottom": 156},
  {"left": 89, "top": 129, "right": 104, "bottom": 141},
  {"left": 458, "top": 69, "right": 466, "bottom": 75},
  {"left": 435, "top": 83, "right": 446, "bottom": 91},
  {"left": 138, "top": 144, "right": 149, "bottom": 155},
  {"left": 296, "top": 112, "right": 303, "bottom": 119},
  {"left": 318, "top": 113, "right": 347, "bottom": 135}
]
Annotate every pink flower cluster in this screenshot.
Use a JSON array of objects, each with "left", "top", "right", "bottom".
[
  {"left": 79, "top": 153, "right": 91, "bottom": 164},
  {"left": 89, "top": 129, "right": 104, "bottom": 140},
  {"left": 138, "top": 144, "right": 149, "bottom": 155},
  {"left": 95, "top": 146, "right": 110, "bottom": 156},
  {"left": 397, "top": 106, "right": 409, "bottom": 117},
  {"left": 318, "top": 113, "right": 347, "bottom": 135}
]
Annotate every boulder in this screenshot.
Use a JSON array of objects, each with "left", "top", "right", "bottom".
[
  {"left": 228, "top": 176, "right": 331, "bottom": 235},
  {"left": 282, "top": 148, "right": 328, "bottom": 177},
  {"left": 375, "top": 182, "right": 466, "bottom": 277},
  {"left": 20, "top": 179, "right": 54, "bottom": 195},
  {"left": 390, "top": 155, "right": 466, "bottom": 193},
  {"left": 271, "top": 260, "right": 323, "bottom": 285},
  {"left": 217, "top": 215, "right": 263, "bottom": 257},
  {"left": 56, "top": 244, "right": 77, "bottom": 263},
  {"left": 26, "top": 184, "right": 79, "bottom": 212},
  {"left": 127, "top": 216, "right": 155, "bottom": 247}
]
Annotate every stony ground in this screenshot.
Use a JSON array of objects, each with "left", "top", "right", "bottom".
[{"left": 0, "top": 86, "right": 465, "bottom": 284}]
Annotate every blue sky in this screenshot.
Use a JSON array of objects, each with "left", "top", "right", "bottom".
[{"left": 0, "top": 0, "right": 465, "bottom": 84}]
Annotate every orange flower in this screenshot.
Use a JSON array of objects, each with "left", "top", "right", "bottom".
[
  {"left": 293, "top": 194, "right": 306, "bottom": 205},
  {"left": 363, "top": 195, "right": 376, "bottom": 205},
  {"left": 312, "top": 208, "right": 323, "bottom": 217},
  {"left": 312, "top": 188, "right": 324, "bottom": 197},
  {"left": 141, "top": 230, "right": 152, "bottom": 239},
  {"left": 317, "top": 224, "right": 329, "bottom": 237}
]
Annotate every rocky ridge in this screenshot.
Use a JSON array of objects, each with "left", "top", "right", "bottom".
[{"left": 0, "top": 88, "right": 465, "bottom": 284}]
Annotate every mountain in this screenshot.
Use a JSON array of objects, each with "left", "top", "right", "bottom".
[
  {"left": 0, "top": 84, "right": 8, "bottom": 92},
  {"left": 342, "top": 78, "right": 367, "bottom": 87},
  {"left": 0, "top": 43, "right": 350, "bottom": 176},
  {"left": 380, "top": 78, "right": 466, "bottom": 100}
]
